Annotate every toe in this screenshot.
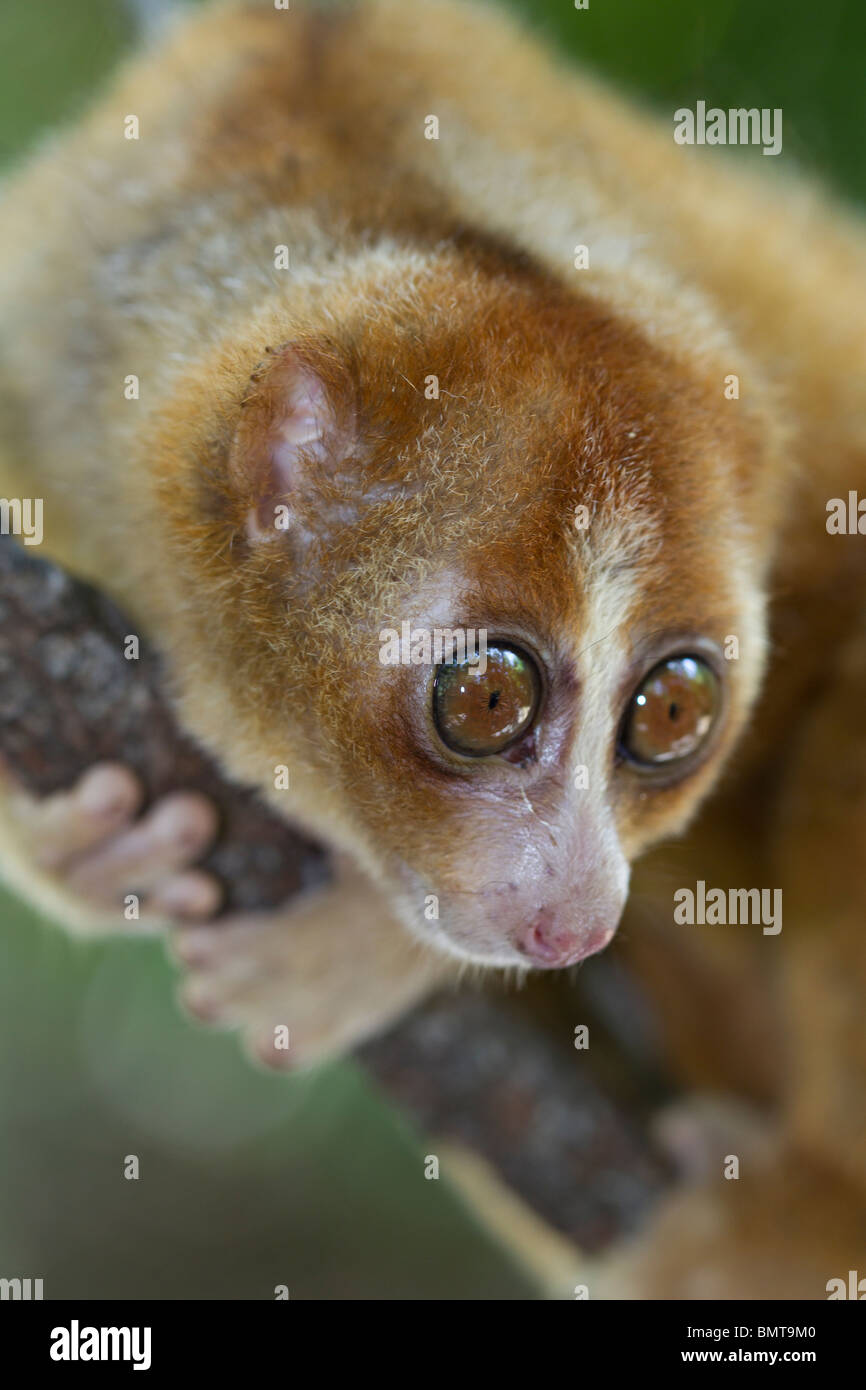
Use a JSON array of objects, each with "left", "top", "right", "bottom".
[{"left": 248, "top": 1030, "right": 296, "bottom": 1071}]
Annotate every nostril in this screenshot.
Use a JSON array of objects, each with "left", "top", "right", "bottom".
[
  {"left": 526, "top": 909, "right": 555, "bottom": 955},
  {"left": 517, "top": 908, "right": 611, "bottom": 968},
  {"left": 518, "top": 908, "right": 575, "bottom": 966}
]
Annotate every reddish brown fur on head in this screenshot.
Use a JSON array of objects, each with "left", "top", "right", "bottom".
[{"left": 151, "top": 241, "right": 778, "bottom": 968}]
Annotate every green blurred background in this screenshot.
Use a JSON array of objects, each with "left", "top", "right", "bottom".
[{"left": 0, "top": 0, "right": 863, "bottom": 1300}]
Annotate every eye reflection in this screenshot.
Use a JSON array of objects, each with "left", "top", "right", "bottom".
[
  {"left": 621, "top": 655, "right": 719, "bottom": 767},
  {"left": 433, "top": 644, "right": 541, "bottom": 757}
]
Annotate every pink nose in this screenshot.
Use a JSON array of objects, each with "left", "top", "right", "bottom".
[{"left": 516, "top": 908, "right": 611, "bottom": 968}]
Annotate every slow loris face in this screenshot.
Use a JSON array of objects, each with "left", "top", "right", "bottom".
[{"left": 171, "top": 246, "right": 776, "bottom": 971}]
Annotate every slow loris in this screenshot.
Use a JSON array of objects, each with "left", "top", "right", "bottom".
[{"left": 0, "top": 0, "right": 865, "bottom": 1298}]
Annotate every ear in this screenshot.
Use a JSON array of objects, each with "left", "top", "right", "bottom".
[{"left": 229, "top": 344, "right": 357, "bottom": 543}]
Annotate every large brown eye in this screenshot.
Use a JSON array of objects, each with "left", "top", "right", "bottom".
[
  {"left": 621, "top": 655, "right": 719, "bottom": 767},
  {"left": 433, "top": 644, "right": 542, "bottom": 757}
]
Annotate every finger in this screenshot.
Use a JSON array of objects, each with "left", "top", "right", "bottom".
[
  {"left": 14, "top": 763, "right": 144, "bottom": 871},
  {"left": 65, "top": 792, "right": 219, "bottom": 903}
]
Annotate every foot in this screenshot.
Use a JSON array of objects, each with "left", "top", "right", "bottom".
[
  {"left": 172, "top": 869, "right": 448, "bottom": 1070},
  {"left": 0, "top": 759, "right": 222, "bottom": 932}
]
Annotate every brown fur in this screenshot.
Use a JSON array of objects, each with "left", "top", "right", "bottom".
[{"left": 1, "top": 0, "right": 865, "bottom": 1296}]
